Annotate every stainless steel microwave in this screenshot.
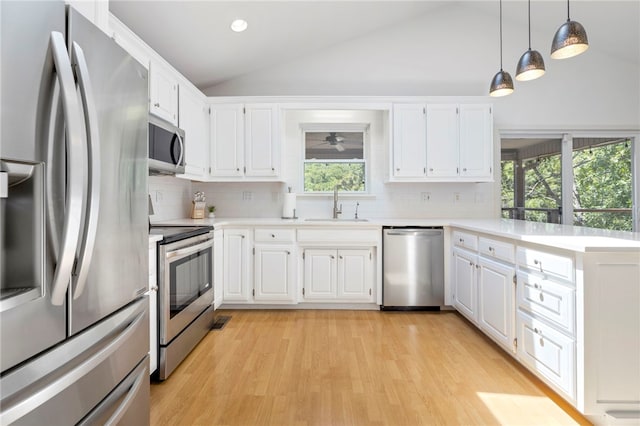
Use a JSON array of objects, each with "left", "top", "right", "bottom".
[{"left": 148, "top": 115, "right": 185, "bottom": 175}]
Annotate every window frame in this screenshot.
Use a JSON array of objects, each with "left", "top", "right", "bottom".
[{"left": 300, "top": 123, "right": 370, "bottom": 195}]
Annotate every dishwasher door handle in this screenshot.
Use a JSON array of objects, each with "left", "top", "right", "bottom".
[{"left": 386, "top": 230, "right": 442, "bottom": 237}]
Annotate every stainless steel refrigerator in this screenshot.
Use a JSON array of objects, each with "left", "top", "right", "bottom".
[{"left": 0, "top": 2, "right": 150, "bottom": 424}]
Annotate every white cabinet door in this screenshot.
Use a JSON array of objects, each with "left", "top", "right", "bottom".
[
  {"left": 392, "top": 104, "right": 426, "bottom": 178},
  {"left": 179, "top": 86, "right": 209, "bottom": 177},
  {"left": 149, "top": 61, "right": 178, "bottom": 125},
  {"left": 303, "top": 249, "right": 337, "bottom": 300},
  {"left": 210, "top": 104, "right": 244, "bottom": 177},
  {"left": 245, "top": 104, "right": 279, "bottom": 177},
  {"left": 426, "top": 104, "right": 459, "bottom": 178},
  {"left": 337, "top": 249, "right": 373, "bottom": 301},
  {"left": 459, "top": 104, "right": 493, "bottom": 179},
  {"left": 254, "top": 245, "right": 295, "bottom": 302},
  {"left": 453, "top": 248, "right": 477, "bottom": 321},
  {"left": 478, "top": 257, "right": 515, "bottom": 352},
  {"left": 223, "top": 229, "right": 251, "bottom": 302}
]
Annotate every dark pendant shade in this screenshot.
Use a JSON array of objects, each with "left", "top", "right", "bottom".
[
  {"left": 489, "top": 69, "right": 514, "bottom": 97},
  {"left": 551, "top": 19, "right": 589, "bottom": 59},
  {"left": 516, "top": 49, "right": 546, "bottom": 81}
]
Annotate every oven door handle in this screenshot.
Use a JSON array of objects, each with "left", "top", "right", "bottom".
[{"left": 166, "top": 239, "right": 213, "bottom": 260}]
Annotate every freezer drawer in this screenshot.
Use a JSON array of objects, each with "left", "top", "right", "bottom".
[
  {"left": 0, "top": 298, "right": 149, "bottom": 425},
  {"left": 383, "top": 228, "right": 444, "bottom": 309}
]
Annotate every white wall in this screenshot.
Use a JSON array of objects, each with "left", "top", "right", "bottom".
[{"left": 203, "top": 2, "right": 639, "bottom": 131}]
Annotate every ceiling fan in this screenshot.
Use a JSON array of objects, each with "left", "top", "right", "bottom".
[{"left": 325, "top": 132, "right": 345, "bottom": 151}]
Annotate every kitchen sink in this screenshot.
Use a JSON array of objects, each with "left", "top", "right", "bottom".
[{"left": 304, "top": 218, "right": 369, "bottom": 222}]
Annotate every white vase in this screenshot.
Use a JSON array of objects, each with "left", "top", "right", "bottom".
[{"left": 208, "top": 213, "right": 215, "bottom": 218}]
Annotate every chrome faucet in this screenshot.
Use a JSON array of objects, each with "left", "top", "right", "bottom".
[{"left": 332, "top": 185, "right": 342, "bottom": 219}]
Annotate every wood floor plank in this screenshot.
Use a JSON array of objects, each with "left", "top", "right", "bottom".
[{"left": 151, "top": 310, "right": 590, "bottom": 426}]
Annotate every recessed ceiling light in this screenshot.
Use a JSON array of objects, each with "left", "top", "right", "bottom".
[{"left": 230, "top": 19, "right": 248, "bottom": 33}]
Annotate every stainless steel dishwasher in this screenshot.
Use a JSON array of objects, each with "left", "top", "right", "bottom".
[{"left": 382, "top": 227, "right": 444, "bottom": 310}]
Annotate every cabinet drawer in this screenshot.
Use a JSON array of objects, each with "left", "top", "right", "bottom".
[
  {"left": 452, "top": 231, "right": 478, "bottom": 251},
  {"left": 254, "top": 228, "right": 296, "bottom": 243},
  {"left": 516, "top": 247, "right": 573, "bottom": 282},
  {"left": 517, "top": 311, "right": 576, "bottom": 400},
  {"left": 479, "top": 237, "right": 514, "bottom": 263},
  {"left": 297, "top": 228, "right": 379, "bottom": 244},
  {"left": 517, "top": 272, "right": 575, "bottom": 335}
]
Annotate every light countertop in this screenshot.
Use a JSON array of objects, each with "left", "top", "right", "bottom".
[{"left": 151, "top": 217, "right": 640, "bottom": 253}]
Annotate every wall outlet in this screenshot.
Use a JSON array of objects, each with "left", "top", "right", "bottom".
[
  {"left": 242, "top": 191, "right": 252, "bottom": 201},
  {"left": 156, "top": 191, "right": 163, "bottom": 202},
  {"left": 421, "top": 192, "right": 431, "bottom": 202},
  {"left": 453, "top": 192, "right": 461, "bottom": 203}
]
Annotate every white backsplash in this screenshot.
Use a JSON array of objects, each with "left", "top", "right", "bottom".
[{"left": 148, "top": 176, "right": 193, "bottom": 222}]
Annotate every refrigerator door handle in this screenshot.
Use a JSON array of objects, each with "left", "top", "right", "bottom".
[
  {"left": 70, "top": 41, "right": 101, "bottom": 300},
  {"left": 103, "top": 365, "right": 146, "bottom": 425},
  {"left": 0, "top": 309, "right": 146, "bottom": 425},
  {"left": 49, "top": 31, "right": 86, "bottom": 306}
]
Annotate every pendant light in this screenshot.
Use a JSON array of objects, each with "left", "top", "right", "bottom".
[
  {"left": 515, "top": 0, "right": 545, "bottom": 81},
  {"left": 489, "top": 0, "right": 514, "bottom": 97},
  {"left": 551, "top": 0, "right": 589, "bottom": 59}
]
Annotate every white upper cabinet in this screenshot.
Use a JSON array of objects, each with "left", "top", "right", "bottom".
[
  {"left": 459, "top": 104, "right": 493, "bottom": 179},
  {"left": 392, "top": 104, "right": 426, "bottom": 178},
  {"left": 209, "top": 104, "right": 244, "bottom": 177},
  {"left": 178, "top": 86, "right": 209, "bottom": 177},
  {"left": 391, "top": 103, "right": 493, "bottom": 182},
  {"left": 149, "top": 60, "right": 178, "bottom": 125},
  {"left": 209, "top": 103, "right": 280, "bottom": 180},
  {"left": 244, "top": 104, "right": 279, "bottom": 177},
  {"left": 426, "top": 104, "right": 459, "bottom": 178},
  {"left": 67, "top": 1, "right": 109, "bottom": 34}
]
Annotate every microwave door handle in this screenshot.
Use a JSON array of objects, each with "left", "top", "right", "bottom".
[
  {"left": 166, "top": 240, "right": 213, "bottom": 259},
  {"left": 176, "top": 131, "right": 184, "bottom": 167},
  {"left": 70, "top": 42, "right": 101, "bottom": 300},
  {"left": 49, "top": 32, "right": 86, "bottom": 306}
]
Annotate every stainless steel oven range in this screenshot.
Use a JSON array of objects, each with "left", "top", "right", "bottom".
[{"left": 150, "top": 225, "right": 215, "bottom": 380}]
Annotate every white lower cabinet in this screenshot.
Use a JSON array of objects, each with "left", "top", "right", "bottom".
[
  {"left": 452, "top": 247, "right": 477, "bottom": 322},
  {"left": 223, "top": 229, "right": 251, "bottom": 302},
  {"left": 517, "top": 310, "right": 576, "bottom": 400},
  {"left": 302, "top": 248, "right": 374, "bottom": 302},
  {"left": 478, "top": 257, "right": 515, "bottom": 352},
  {"left": 254, "top": 244, "right": 296, "bottom": 303}
]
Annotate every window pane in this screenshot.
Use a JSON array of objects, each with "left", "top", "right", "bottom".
[
  {"left": 523, "top": 154, "right": 562, "bottom": 224},
  {"left": 304, "top": 163, "right": 365, "bottom": 192},
  {"left": 305, "top": 132, "right": 364, "bottom": 160},
  {"left": 501, "top": 160, "right": 514, "bottom": 219},
  {"left": 573, "top": 140, "right": 632, "bottom": 231}
]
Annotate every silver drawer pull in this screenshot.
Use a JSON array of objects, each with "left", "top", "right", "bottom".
[
  {"left": 539, "top": 338, "right": 544, "bottom": 347},
  {"left": 271, "top": 234, "right": 275, "bottom": 238},
  {"left": 539, "top": 293, "right": 544, "bottom": 302}
]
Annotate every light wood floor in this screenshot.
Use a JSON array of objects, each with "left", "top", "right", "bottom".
[{"left": 150, "top": 310, "right": 591, "bottom": 426}]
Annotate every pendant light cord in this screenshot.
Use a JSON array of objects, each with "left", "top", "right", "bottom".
[
  {"left": 527, "top": 0, "right": 531, "bottom": 49},
  {"left": 499, "top": 0, "right": 503, "bottom": 69},
  {"left": 567, "top": 0, "right": 571, "bottom": 21}
]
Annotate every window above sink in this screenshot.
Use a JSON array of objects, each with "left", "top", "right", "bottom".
[{"left": 301, "top": 122, "right": 370, "bottom": 194}]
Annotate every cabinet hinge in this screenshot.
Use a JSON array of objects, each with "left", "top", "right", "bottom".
[
  {"left": 243, "top": 107, "right": 246, "bottom": 114},
  {"left": 302, "top": 251, "right": 305, "bottom": 260},
  {"left": 457, "top": 167, "right": 459, "bottom": 174},
  {"left": 243, "top": 166, "right": 246, "bottom": 174},
  {"left": 252, "top": 247, "right": 255, "bottom": 255},
  {"left": 490, "top": 107, "right": 492, "bottom": 114},
  {"left": 423, "top": 107, "right": 426, "bottom": 114},
  {"left": 513, "top": 275, "right": 517, "bottom": 285},
  {"left": 369, "top": 288, "right": 372, "bottom": 296},
  {"left": 208, "top": 107, "right": 211, "bottom": 114},
  {"left": 456, "top": 107, "right": 459, "bottom": 114},
  {"left": 252, "top": 289, "right": 255, "bottom": 297},
  {"left": 513, "top": 338, "right": 518, "bottom": 351},
  {"left": 302, "top": 288, "right": 305, "bottom": 296},
  {"left": 369, "top": 252, "right": 372, "bottom": 260}
]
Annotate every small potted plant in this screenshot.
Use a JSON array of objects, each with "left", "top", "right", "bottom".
[{"left": 207, "top": 205, "right": 216, "bottom": 219}]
